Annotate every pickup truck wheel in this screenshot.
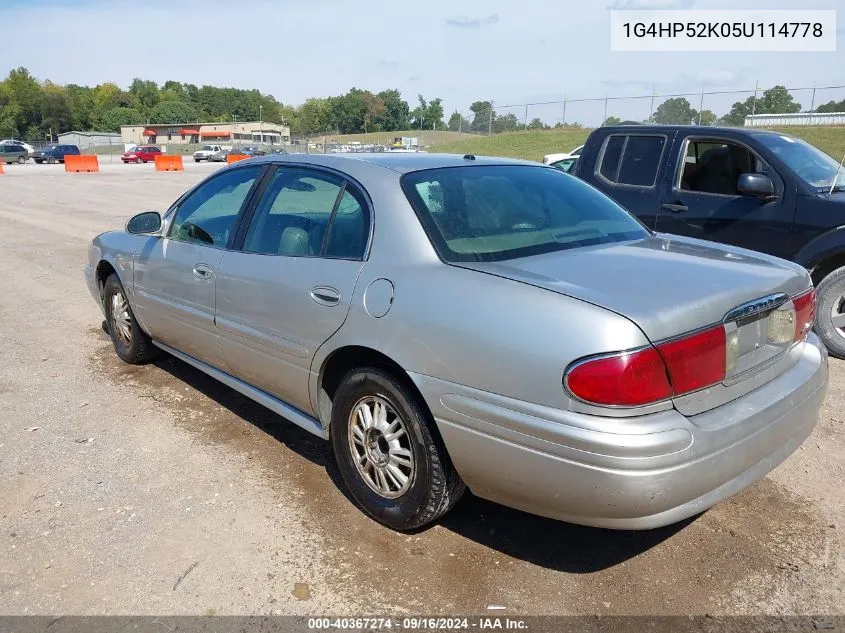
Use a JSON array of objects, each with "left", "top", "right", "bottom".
[
  {"left": 331, "top": 367, "right": 465, "bottom": 531},
  {"left": 815, "top": 266, "right": 845, "bottom": 359},
  {"left": 103, "top": 273, "right": 160, "bottom": 364},
  {"left": 194, "top": 158, "right": 201, "bottom": 162}
]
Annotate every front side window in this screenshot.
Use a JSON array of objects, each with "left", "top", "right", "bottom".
[
  {"left": 757, "top": 134, "right": 844, "bottom": 191},
  {"left": 679, "top": 139, "right": 769, "bottom": 195},
  {"left": 242, "top": 168, "right": 368, "bottom": 259},
  {"left": 598, "top": 134, "right": 665, "bottom": 187},
  {"left": 168, "top": 166, "right": 262, "bottom": 247},
  {"left": 402, "top": 165, "right": 649, "bottom": 263}
]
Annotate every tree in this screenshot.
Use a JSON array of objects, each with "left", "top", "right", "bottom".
[
  {"left": 652, "top": 97, "right": 698, "bottom": 124},
  {"left": 469, "top": 100, "right": 493, "bottom": 132},
  {"left": 447, "top": 111, "right": 470, "bottom": 132},
  {"left": 148, "top": 100, "right": 196, "bottom": 124},
  {"left": 723, "top": 85, "right": 802, "bottom": 126},
  {"left": 602, "top": 116, "right": 622, "bottom": 126},
  {"left": 527, "top": 117, "right": 547, "bottom": 130},
  {"left": 129, "top": 78, "right": 160, "bottom": 111},
  {"left": 374, "top": 89, "right": 409, "bottom": 131},
  {"left": 40, "top": 82, "right": 72, "bottom": 134},
  {"left": 815, "top": 99, "right": 845, "bottom": 113},
  {"left": 298, "top": 97, "right": 331, "bottom": 135},
  {"left": 698, "top": 109, "right": 717, "bottom": 126},
  {"left": 99, "top": 107, "right": 144, "bottom": 132},
  {"left": 493, "top": 113, "right": 520, "bottom": 133},
  {"left": 2, "top": 67, "right": 42, "bottom": 136},
  {"left": 92, "top": 82, "right": 122, "bottom": 112}
]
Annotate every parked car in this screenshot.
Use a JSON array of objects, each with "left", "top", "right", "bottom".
[
  {"left": 86, "top": 153, "right": 827, "bottom": 532},
  {"left": 240, "top": 146, "right": 267, "bottom": 157},
  {"left": 573, "top": 125, "right": 845, "bottom": 358},
  {"left": 0, "top": 143, "right": 28, "bottom": 164},
  {"left": 0, "top": 139, "right": 36, "bottom": 155},
  {"left": 193, "top": 145, "right": 225, "bottom": 162},
  {"left": 208, "top": 147, "right": 234, "bottom": 162},
  {"left": 32, "top": 144, "right": 80, "bottom": 164},
  {"left": 543, "top": 144, "right": 584, "bottom": 165},
  {"left": 549, "top": 156, "right": 578, "bottom": 173},
  {"left": 121, "top": 145, "right": 162, "bottom": 164}
]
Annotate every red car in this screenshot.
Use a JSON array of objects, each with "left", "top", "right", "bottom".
[{"left": 121, "top": 145, "right": 162, "bottom": 163}]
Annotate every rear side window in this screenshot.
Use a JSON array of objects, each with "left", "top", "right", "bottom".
[{"left": 598, "top": 134, "right": 665, "bottom": 187}]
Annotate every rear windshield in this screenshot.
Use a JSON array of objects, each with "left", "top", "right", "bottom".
[{"left": 401, "top": 165, "right": 649, "bottom": 262}]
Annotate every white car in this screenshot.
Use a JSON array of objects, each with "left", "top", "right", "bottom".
[
  {"left": 193, "top": 145, "right": 226, "bottom": 162},
  {"left": 542, "top": 144, "right": 584, "bottom": 165},
  {"left": 0, "top": 139, "right": 36, "bottom": 155}
]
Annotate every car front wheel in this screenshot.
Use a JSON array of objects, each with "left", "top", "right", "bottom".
[
  {"left": 103, "top": 273, "right": 159, "bottom": 364},
  {"left": 815, "top": 266, "right": 845, "bottom": 359},
  {"left": 331, "top": 368, "right": 465, "bottom": 531}
]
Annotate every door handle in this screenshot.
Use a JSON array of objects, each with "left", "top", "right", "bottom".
[
  {"left": 661, "top": 202, "right": 688, "bottom": 213},
  {"left": 192, "top": 264, "right": 213, "bottom": 280},
  {"left": 310, "top": 287, "right": 340, "bottom": 306}
]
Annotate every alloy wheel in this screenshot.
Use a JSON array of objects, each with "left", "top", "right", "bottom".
[{"left": 110, "top": 290, "right": 132, "bottom": 346}]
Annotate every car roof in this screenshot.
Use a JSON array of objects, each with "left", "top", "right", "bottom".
[
  {"left": 243, "top": 152, "right": 539, "bottom": 174},
  {"left": 597, "top": 124, "right": 794, "bottom": 139}
]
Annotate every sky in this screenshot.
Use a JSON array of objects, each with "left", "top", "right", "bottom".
[{"left": 2, "top": 0, "right": 843, "bottom": 126}]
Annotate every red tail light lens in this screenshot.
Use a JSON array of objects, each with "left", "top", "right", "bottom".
[
  {"left": 792, "top": 289, "right": 815, "bottom": 342},
  {"left": 566, "top": 347, "right": 672, "bottom": 407},
  {"left": 656, "top": 325, "right": 727, "bottom": 395},
  {"left": 566, "top": 326, "right": 728, "bottom": 407}
]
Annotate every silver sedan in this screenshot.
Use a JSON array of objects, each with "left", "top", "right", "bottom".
[{"left": 85, "top": 153, "right": 828, "bottom": 530}]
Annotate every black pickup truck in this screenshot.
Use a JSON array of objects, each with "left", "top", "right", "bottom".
[{"left": 574, "top": 125, "right": 845, "bottom": 358}]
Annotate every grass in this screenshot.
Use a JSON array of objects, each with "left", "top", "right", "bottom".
[{"left": 426, "top": 126, "right": 845, "bottom": 162}]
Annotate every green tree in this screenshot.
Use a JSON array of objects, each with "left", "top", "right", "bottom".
[
  {"left": 99, "top": 107, "right": 144, "bottom": 132},
  {"left": 298, "top": 97, "right": 331, "bottom": 135},
  {"left": 374, "top": 89, "right": 409, "bottom": 131},
  {"left": 148, "top": 100, "right": 196, "bottom": 124},
  {"left": 602, "top": 116, "right": 622, "bottom": 126},
  {"left": 698, "top": 109, "right": 717, "bottom": 126},
  {"left": 64, "top": 84, "right": 96, "bottom": 130},
  {"left": 129, "top": 78, "right": 160, "bottom": 112},
  {"left": 92, "top": 82, "right": 122, "bottom": 112},
  {"left": 447, "top": 111, "right": 470, "bottom": 132},
  {"left": 469, "top": 100, "right": 493, "bottom": 132},
  {"left": 527, "top": 117, "right": 547, "bottom": 130},
  {"left": 652, "top": 97, "right": 698, "bottom": 124},
  {"left": 815, "top": 99, "right": 845, "bottom": 113},
  {"left": 723, "top": 85, "right": 802, "bottom": 126},
  {"left": 40, "top": 82, "right": 72, "bottom": 134},
  {"left": 2, "top": 67, "right": 43, "bottom": 136},
  {"left": 493, "top": 112, "right": 520, "bottom": 133}
]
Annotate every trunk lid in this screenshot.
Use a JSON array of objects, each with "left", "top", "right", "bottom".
[{"left": 460, "top": 234, "right": 811, "bottom": 414}]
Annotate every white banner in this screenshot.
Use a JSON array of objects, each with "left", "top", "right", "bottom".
[{"left": 610, "top": 10, "right": 836, "bottom": 52}]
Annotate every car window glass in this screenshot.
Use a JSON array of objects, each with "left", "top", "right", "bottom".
[
  {"left": 324, "top": 188, "right": 369, "bottom": 259},
  {"left": 242, "top": 168, "right": 344, "bottom": 257},
  {"left": 599, "top": 135, "right": 624, "bottom": 181},
  {"left": 616, "top": 136, "right": 664, "bottom": 186},
  {"left": 680, "top": 140, "right": 766, "bottom": 195},
  {"left": 169, "top": 166, "right": 261, "bottom": 247}
]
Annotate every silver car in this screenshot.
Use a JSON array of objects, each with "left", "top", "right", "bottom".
[{"left": 85, "top": 153, "right": 828, "bottom": 531}]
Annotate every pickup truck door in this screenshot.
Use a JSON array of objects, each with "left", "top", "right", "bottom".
[{"left": 656, "top": 134, "right": 797, "bottom": 259}]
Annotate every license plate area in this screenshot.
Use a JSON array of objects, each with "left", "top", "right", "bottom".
[{"left": 724, "top": 294, "right": 793, "bottom": 386}]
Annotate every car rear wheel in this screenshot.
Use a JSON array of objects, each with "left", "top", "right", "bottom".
[
  {"left": 331, "top": 367, "right": 465, "bottom": 531},
  {"left": 103, "top": 273, "right": 159, "bottom": 364},
  {"left": 17, "top": 156, "right": 25, "bottom": 164},
  {"left": 815, "top": 266, "right": 845, "bottom": 359}
]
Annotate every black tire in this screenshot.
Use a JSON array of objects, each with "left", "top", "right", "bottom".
[
  {"left": 17, "top": 156, "right": 25, "bottom": 164},
  {"left": 102, "top": 273, "right": 159, "bottom": 364},
  {"left": 330, "top": 367, "right": 465, "bottom": 530},
  {"left": 815, "top": 266, "right": 845, "bottom": 359},
  {"left": 194, "top": 158, "right": 201, "bottom": 163}
]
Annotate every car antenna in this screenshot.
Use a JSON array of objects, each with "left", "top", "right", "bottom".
[{"left": 829, "top": 152, "right": 845, "bottom": 196}]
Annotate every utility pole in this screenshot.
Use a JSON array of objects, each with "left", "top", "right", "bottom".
[
  {"left": 698, "top": 90, "right": 704, "bottom": 125},
  {"left": 488, "top": 100, "right": 494, "bottom": 136},
  {"left": 562, "top": 92, "right": 567, "bottom": 127},
  {"left": 649, "top": 88, "right": 655, "bottom": 122},
  {"left": 751, "top": 80, "right": 759, "bottom": 116},
  {"left": 524, "top": 104, "right": 529, "bottom": 131}
]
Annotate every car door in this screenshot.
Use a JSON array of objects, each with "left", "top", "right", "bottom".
[
  {"left": 591, "top": 132, "right": 672, "bottom": 229},
  {"left": 132, "top": 165, "right": 265, "bottom": 369},
  {"left": 214, "top": 165, "right": 371, "bottom": 413},
  {"left": 656, "top": 135, "right": 796, "bottom": 259}
]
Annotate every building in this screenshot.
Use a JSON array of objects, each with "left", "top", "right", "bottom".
[
  {"left": 57, "top": 131, "right": 122, "bottom": 148},
  {"left": 120, "top": 121, "right": 291, "bottom": 146},
  {"left": 745, "top": 112, "right": 845, "bottom": 127}
]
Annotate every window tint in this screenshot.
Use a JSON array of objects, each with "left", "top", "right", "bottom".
[
  {"left": 169, "top": 166, "right": 261, "bottom": 247},
  {"left": 242, "top": 168, "right": 343, "bottom": 257},
  {"left": 599, "top": 135, "right": 664, "bottom": 186},
  {"left": 402, "top": 165, "right": 648, "bottom": 263},
  {"left": 324, "top": 188, "right": 368, "bottom": 258},
  {"left": 599, "top": 136, "right": 624, "bottom": 181},
  {"left": 617, "top": 136, "right": 664, "bottom": 186}
]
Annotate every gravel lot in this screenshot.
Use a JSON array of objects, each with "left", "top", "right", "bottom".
[{"left": 0, "top": 159, "right": 843, "bottom": 616}]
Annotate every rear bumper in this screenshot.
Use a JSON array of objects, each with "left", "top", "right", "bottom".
[{"left": 411, "top": 333, "right": 828, "bottom": 529}]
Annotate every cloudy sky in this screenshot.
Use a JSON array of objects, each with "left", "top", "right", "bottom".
[{"left": 2, "top": 0, "right": 842, "bottom": 125}]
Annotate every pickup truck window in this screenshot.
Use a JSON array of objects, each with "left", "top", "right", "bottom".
[
  {"left": 679, "top": 140, "right": 768, "bottom": 196},
  {"left": 597, "top": 134, "right": 665, "bottom": 187},
  {"left": 756, "top": 134, "right": 845, "bottom": 191},
  {"left": 402, "top": 165, "right": 648, "bottom": 263}
]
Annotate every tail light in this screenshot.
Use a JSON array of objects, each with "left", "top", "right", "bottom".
[
  {"left": 792, "top": 288, "right": 815, "bottom": 342},
  {"left": 565, "top": 348, "right": 672, "bottom": 407}
]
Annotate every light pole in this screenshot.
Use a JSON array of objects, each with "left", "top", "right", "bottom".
[{"left": 259, "top": 105, "right": 263, "bottom": 145}]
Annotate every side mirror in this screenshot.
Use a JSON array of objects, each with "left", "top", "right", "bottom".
[
  {"left": 126, "top": 211, "right": 162, "bottom": 235},
  {"left": 737, "top": 173, "right": 776, "bottom": 200}
]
